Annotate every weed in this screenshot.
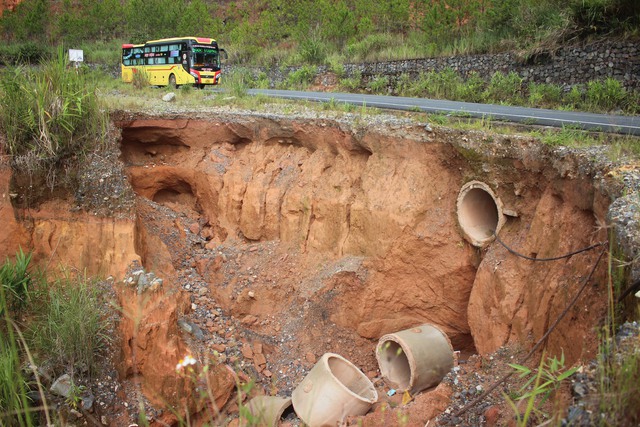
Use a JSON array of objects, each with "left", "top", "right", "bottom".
[
  {"left": 586, "top": 77, "right": 627, "bottom": 112},
  {"left": 132, "top": 68, "right": 150, "bottom": 89},
  {"left": 282, "top": 65, "right": 317, "bottom": 90},
  {"left": 484, "top": 71, "right": 524, "bottom": 105},
  {"left": 368, "top": 75, "right": 389, "bottom": 93},
  {"left": 224, "top": 67, "right": 253, "bottom": 97},
  {"left": 28, "top": 274, "right": 110, "bottom": 376},
  {"left": 339, "top": 70, "right": 362, "bottom": 92},
  {"left": 65, "top": 381, "right": 87, "bottom": 410},
  {"left": 0, "top": 251, "right": 40, "bottom": 426},
  {"left": 528, "top": 82, "right": 563, "bottom": 108},
  {"left": 504, "top": 351, "right": 577, "bottom": 426},
  {"left": 0, "top": 248, "right": 33, "bottom": 312}
]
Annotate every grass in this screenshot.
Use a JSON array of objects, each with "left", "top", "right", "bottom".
[
  {"left": 0, "top": 251, "right": 110, "bottom": 426},
  {"left": 0, "top": 47, "right": 108, "bottom": 193},
  {"left": 0, "top": 252, "right": 36, "bottom": 427},
  {"left": 28, "top": 274, "right": 110, "bottom": 377}
]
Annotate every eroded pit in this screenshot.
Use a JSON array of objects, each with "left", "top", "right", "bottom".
[
  {"left": 4, "top": 111, "right": 626, "bottom": 424},
  {"left": 114, "top": 114, "right": 614, "bottom": 377}
]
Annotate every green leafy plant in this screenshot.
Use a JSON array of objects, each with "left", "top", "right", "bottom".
[
  {"left": 484, "top": 71, "right": 524, "bottom": 105},
  {"left": 504, "top": 351, "right": 578, "bottom": 426},
  {"left": 65, "top": 381, "right": 87, "bottom": 410},
  {"left": 368, "top": 75, "right": 389, "bottom": 93}
]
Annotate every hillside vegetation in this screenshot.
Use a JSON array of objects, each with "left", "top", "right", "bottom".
[{"left": 0, "top": 0, "right": 639, "bottom": 66}]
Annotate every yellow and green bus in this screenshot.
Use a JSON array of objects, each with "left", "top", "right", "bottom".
[{"left": 121, "top": 36, "right": 226, "bottom": 88}]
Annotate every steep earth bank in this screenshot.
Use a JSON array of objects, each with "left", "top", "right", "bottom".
[{"left": 1, "top": 106, "right": 638, "bottom": 425}]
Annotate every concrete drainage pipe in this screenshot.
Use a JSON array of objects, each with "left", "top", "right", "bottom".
[
  {"left": 292, "top": 353, "right": 378, "bottom": 427},
  {"left": 376, "top": 324, "right": 454, "bottom": 394},
  {"left": 246, "top": 395, "right": 292, "bottom": 427},
  {"left": 456, "top": 180, "right": 505, "bottom": 247}
]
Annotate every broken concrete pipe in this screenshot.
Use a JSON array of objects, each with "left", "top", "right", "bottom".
[
  {"left": 456, "top": 180, "right": 505, "bottom": 247},
  {"left": 246, "top": 395, "right": 292, "bottom": 427},
  {"left": 376, "top": 324, "right": 454, "bottom": 395},
  {"left": 292, "top": 353, "right": 378, "bottom": 427}
]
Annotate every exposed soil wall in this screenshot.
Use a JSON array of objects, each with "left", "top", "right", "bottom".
[
  {"left": 3, "top": 109, "right": 636, "bottom": 424},
  {"left": 114, "top": 112, "right": 614, "bottom": 363}
]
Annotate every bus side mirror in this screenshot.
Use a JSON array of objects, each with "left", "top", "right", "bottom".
[{"left": 220, "top": 49, "right": 228, "bottom": 61}]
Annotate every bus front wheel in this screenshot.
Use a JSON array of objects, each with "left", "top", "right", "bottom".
[{"left": 168, "top": 74, "right": 177, "bottom": 88}]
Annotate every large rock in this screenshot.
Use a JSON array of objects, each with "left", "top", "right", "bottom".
[{"left": 467, "top": 179, "right": 609, "bottom": 363}]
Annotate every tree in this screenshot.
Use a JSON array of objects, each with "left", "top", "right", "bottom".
[
  {"left": 177, "top": 0, "right": 215, "bottom": 37},
  {"left": 1, "top": 0, "right": 49, "bottom": 42}
]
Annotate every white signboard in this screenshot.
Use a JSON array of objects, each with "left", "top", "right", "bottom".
[{"left": 68, "top": 49, "right": 84, "bottom": 63}]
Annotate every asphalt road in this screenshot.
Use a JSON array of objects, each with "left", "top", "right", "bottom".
[{"left": 246, "top": 88, "right": 640, "bottom": 136}]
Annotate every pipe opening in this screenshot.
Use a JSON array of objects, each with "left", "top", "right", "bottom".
[
  {"left": 457, "top": 181, "right": 504, "bottom": 247},
  {"left": 327, "top": 355, "right": 377, "bottom": 402},
  {"left": 377, "top": 340, "right": 411, "bottom": 390},
  {"left": 376, "top": 324, "right": 454, "bottom": 394}
]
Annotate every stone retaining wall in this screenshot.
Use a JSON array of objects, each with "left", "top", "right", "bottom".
[{"left": 228, "top": 40, "right": 640, "bottom": 91}]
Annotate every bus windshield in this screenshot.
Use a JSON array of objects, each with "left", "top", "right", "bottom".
[{"left": 192, "top": 45, "right": 220, "bottom": 71}]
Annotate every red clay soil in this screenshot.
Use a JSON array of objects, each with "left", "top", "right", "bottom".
[{"left": 0, "top": 110, "right": 617, "bottom": 425}]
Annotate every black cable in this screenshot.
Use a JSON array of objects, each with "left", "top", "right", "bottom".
[
  {"left": 453, "top": 247, "right": 607, "bottom": 419},
  {"left": 617, "top": 277, "right": 640, "bottom": 303},
  {"left": 492, "top": 231, "right": 606, "bottom": 262}
]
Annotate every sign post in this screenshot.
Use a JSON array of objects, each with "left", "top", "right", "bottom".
[{"left": 68, "top": 49, "right": 84, "bottom": 68}]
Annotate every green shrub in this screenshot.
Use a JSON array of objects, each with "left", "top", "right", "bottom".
[
  {"left": 427, "top": 68, "right": 464, "bottom": 100},
  {"left": 132, "top": 68, "right": 150, "bottom": 89},
  {"left": 255, "top": 72, "right": 270, "bottom": 89},
  {"left": 224, "top": 67, "right": 254, "bottom": 97},
  {"left": 562, "top": 85, "right": 585, "bottom": 109},
  {"left": 458, "top": 72, "right": 487, "bottom": 103},
  {"left": 344, "top": 33, "right": 394, "bottom": 62},
  {"left": 339, "top": 71, "right": 362, "bottom": 92},
  {"left": 283, "top": 65, "right": 317, "bottom": 89},
  {"left": 0, "top": 42, "right": 50, "bottom": 66}
]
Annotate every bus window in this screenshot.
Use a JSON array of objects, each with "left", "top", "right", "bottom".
[{"left": 192, "top": 47, "right": 220, "bottom": 71}]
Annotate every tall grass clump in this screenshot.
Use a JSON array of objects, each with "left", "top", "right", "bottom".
[
  {"left": 29, "top": 276, "right": 109, "bottom": 377},
  {"left": 281, "top": 65, "right": 317, "bottom": 90},
  {"left": 224, "top": 67, "right": 254, "bottom": 97},
  {"left": 528, "top": 82, "right": 564, "bottom": 108},
  {"left": 484, "top": 71, "right": 524, "bottom": 105},
  {"left": 0, "top": 251, "right": 36, "bottom": 426},
  {"left": 586, "top": 77, "right": 628, "bottom": 112},
  {"left": 0, "top": 47, "right": 108, "bottom": 191},
  {"left": 0, "top": 248, "right": 32, "bottom": 312}
]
